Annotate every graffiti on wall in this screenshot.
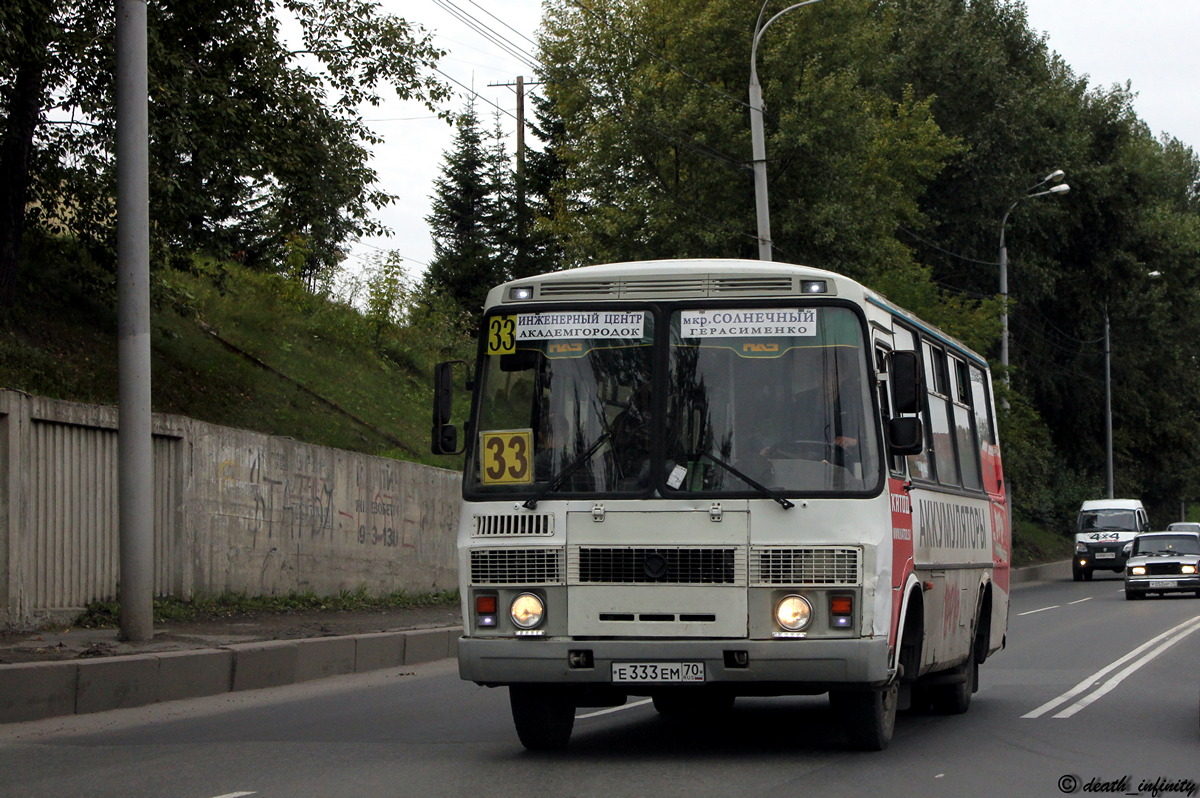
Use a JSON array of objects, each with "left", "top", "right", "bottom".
[{"left": 216, "top": 447, "right": 427, "bottom": 553}]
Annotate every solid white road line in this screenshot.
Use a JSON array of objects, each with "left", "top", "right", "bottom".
[
  {"left": 577, "top": 698, "right": 653, "bottom": 719},
  {"left": 1022, "top": 614, "right": 1200, "bottom": 719}
]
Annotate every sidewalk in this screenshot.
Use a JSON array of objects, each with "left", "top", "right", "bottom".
[
  {"left": 0, "top": 604, "right": 463, "bottom": 723},
  {"left": 0, "top": 560, "right": 1070, "bottom": 724}
]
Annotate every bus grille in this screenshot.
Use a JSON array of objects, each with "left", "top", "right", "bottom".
[
  {"left": 532, "top": 276, "right": 800, "bottom": 300},
  {"left": 710, "top": 277, "right": 794, "bottom": 294},
  {"left": 750, "top": 547, "right": 862, "bottom": 586},
  {"left": 536, "top": 281, "right": 619, "bottom": 298},
  {"left": 570, "top": 547, "right": 743, "bottom": 585},
  {"left": 472, "top": 513, "right": 555, "bottom": 537},
  {"left": 469, "top": 548, "right": 564, "bottom": 585}
]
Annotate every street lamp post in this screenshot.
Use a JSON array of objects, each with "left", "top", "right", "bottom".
[
  {"left": 997, "top": 169, "right": 1070, "bottom": 383},
  {"left": 1104, "top": 306, "right": 1113, "bottom": 499},
  {"left": 749, "top": 0, "right": 825, "bottom": 261}
]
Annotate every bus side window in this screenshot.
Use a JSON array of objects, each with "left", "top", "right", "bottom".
[
  {"left": 925, "top": 342, "right": 960, "bottom": 487},
  {"left": 894, "top": 326, "right": 933, "bottom": 482},
  {"left": 953, "top": 356, "right": 982, "bottom": 490},
  {"left": 875, "top": 344, "right": 904, "bottom": 475},
  {"left": 968, "top": 363, "right": 999, "bottom": 493}
]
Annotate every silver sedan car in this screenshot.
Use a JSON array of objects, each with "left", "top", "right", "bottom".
[{"left": 1123, "top": 531, "right": 1200, "bottom": 599}]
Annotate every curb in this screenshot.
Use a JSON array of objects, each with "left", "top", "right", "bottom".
[
  {"left": 1009, "top": 559, "right": 1072, "bottom": 584},
  {"left": 0, "top": 626, "right": 461, "bottom": 724},
  {"left": 1, "top": 561, "right": 1075, "bottom": 725}
]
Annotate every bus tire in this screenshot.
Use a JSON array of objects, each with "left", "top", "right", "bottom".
[
  {"left": 929, "top": 609, "right": 985, "bottom": 715},
  {"left": 831, "top": 681, "right": 897, "bottom": 751},
  {"left": 928, "top": 656, "right": 976, "bottom": 715},
  {"left": 509, "top": 684, "right": 575, "bottom": 751}
]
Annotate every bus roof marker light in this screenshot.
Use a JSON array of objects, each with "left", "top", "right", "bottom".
[
  {"left": 800, "top": 280, "right": 827, "bottom": 294},
  {"left": 509, "top": 286, "right": 534, "bottom": 301}
]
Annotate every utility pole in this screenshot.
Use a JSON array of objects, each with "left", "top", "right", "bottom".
[
  {"left": 488, "top": 77, "right": 542, "bottom": 277},
  {"left": 115, "top": 0, "right": 154, "bottom": 641}
]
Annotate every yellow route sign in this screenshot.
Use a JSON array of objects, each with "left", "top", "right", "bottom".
[
  {"left": 485, "top": 315, "right": 517, "bottom": 355},
  {"left": 479, "top": 429, "right": 533, "bottom": 484}
]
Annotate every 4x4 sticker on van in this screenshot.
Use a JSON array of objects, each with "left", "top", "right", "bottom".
[{"left": 1083, "top": 532, "right": 1122, "bottom": 542}]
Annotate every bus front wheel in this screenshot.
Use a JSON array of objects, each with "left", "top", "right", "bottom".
[
  {"left": 509, "top": 684, "right": 575, "bottom": 751},
  {"left": 830, "top": 680, "right": 897, "bottom": 751}
]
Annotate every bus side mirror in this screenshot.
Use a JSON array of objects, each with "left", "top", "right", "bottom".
[
  {"left": 888, "top": 417, "right": 924, "bottom": 456},
  {"left": 432, "top": 360, "right": 467, "bottom": 455},
  {"left": 433, "top": 424, "right": 459, "bottom": 455},
  {"left": 889, "top": 350, "right": 923, "bottom": 415}
]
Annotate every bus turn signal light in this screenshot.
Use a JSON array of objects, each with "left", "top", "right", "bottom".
[
  {"left": 476, "top": 594, "right": 498, "bottom": 628},
  {"left": 830, "top": 596, "right": 853, "bottom": 629}
]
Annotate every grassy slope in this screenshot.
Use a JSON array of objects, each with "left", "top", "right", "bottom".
[{"left": 1, "top": 246, "right": 470, "bottom": 467}]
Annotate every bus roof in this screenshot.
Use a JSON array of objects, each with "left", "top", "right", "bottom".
[{"left": 488, "top": 258, "right": 985, "bottom": 364}]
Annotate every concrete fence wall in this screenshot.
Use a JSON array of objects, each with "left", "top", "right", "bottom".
[{"left": 0, "top": 390, "right": 462, "bottom": 630}]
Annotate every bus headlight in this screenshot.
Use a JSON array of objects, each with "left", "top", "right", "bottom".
[
  {"left": 510, "top": 593, "right": 545, "bottom": 629},
  {"left": 775, "top": 595, "right": 813, "bottom": 632}
]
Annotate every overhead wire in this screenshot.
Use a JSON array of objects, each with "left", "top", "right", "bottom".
[
  {"left": 465, "top": 0, "right": 542, "bottom": 51},
  {"left": 434, "top": 67, "right": 520, "bottom": 123},
  {"left": 432, "top": 0, "right": 542, "bottom": 71},
  {"left": 898, "top": 225, "right": 999, "bottom": 267}
]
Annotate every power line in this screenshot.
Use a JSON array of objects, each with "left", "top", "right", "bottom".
[
  {"left": 898, "top": 225, "right": 998, "bottom": 267},
  {"left": 465, "top": 0, "right": 541, "bottom": 52},
  {"left": 433, "top": 0, "right": 542, "bottom": 71},
  {"left": 435, "top": 67, "right": 520, "bottom": 123},
  {"left": 362, "top": 115, "right": 440, "bottom": 122}
]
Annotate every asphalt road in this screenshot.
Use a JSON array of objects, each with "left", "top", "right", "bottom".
[{"left": 2, "top": 574, "right": 1198, "bottom": 798}]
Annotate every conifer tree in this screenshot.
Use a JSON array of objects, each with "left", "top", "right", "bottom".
[
  {"left": 425, "top": 102, "right": 498, "bottom": 314},
  {"left": 425, "top": 104, "right": 532, "bottom": 316}
]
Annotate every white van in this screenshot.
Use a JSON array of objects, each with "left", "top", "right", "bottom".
[{"left": 1073, "top": 499, "right": 1150, "bottom": 581}]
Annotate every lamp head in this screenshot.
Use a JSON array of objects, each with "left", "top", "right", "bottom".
[{"left": 1045, "top": 169, "right": 1066, "bottom": 183}]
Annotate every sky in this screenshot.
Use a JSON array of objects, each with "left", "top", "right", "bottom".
[{"left": 349, "top": 0, "right": 1200, "bottom": 279}]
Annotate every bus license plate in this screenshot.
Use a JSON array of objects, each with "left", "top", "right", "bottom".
[
  {"left": 1095, "top": 552, "right": 1116, "bottom": 559},
  {"left": 611, "top": 662, "right": 705, "bottom": 683},
  {"left": 1149, "top": 580, "right": 1178, "bottom": 588}
]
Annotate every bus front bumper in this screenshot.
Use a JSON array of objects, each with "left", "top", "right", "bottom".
[{"left": 458, "top": 636, "right": 892, "bottom": 691}]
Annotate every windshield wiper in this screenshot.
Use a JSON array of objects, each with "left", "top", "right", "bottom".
[
  {"left": 697, "top": 450, "right": 794, "bottom": 510},
  {"left": 522, "top": 432, "right": 610, "bottom": 510}
]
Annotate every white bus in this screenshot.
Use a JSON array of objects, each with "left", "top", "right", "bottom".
[{"left": 432, "top": 259, "right": 1011, "bottom": 751}]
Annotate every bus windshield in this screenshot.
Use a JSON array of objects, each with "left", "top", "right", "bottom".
[
  {"left": 467, "top": 309, "right": 656, "bottom": 496},
  {"left": 464, "top": 304, "right": 880, "bottom": 498},
  {"left": 664, "top": 306, "right": 879, "bottom": 494}
]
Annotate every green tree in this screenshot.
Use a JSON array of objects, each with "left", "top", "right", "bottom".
[
  {"left": 530, "top": 0, "right": 1200, "bottom": 528},
  {"left": 424, "top": 105, "right": 527, "bottom": 316},
  {"left": 534, "top": 0, "right": 959, "bottom": 284},
  {"left": 0, "top": 0, "right": 449, "bottom": 305},
  {"left": 424, "top": 102, "right": 499, "bottom": 314}
]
